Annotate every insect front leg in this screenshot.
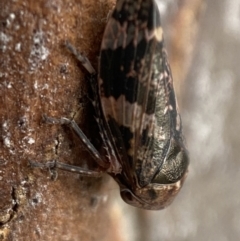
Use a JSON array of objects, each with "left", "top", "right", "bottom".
[
  {"left": 65, "top": 41, "right": 100, "bottom": 106},
  {"left": 65, "top": 41, "right": 96, "bottom": 75}
]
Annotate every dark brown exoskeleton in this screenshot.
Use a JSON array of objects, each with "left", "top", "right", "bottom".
[{"left": 31, "top": 0, "right": 189, "bottom": 210}]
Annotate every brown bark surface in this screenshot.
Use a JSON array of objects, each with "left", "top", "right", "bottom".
[{"left": 0, "top": 0, "right": 120, "bottom": 240}]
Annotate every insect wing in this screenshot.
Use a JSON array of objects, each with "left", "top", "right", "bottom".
[{"left": 99, "top": 0, "right": 189, "bottom": 209}]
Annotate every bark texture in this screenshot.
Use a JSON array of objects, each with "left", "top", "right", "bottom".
[{"left": 0, "top": 0, "right": 120, "bottom": 240}]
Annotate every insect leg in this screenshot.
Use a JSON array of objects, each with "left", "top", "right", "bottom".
[
  {"left": 43, "top": 115, "right": 110, "bottom": 169},
  {"left": 29, "top": 160, "right": 102, "bottom": 178},
  {"left": 65, "top": 41, "right": 96, "bottom": 75},
  {"left": 65, "top": 41, "right": 99, "bottom": 108},
  {"left": 30, "top": 115, "right": 109, "bottom": 177},
  {"left": 65, "top": 42, "right": 121, "bottom": 173}
]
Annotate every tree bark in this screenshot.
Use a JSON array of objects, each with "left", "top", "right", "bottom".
[{"left": 0, "top": 0, "right": 121, "bottom": 240}]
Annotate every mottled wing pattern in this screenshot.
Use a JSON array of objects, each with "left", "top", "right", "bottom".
[{"left": 99, "top": 0, "right": 179, "bottom": 186}]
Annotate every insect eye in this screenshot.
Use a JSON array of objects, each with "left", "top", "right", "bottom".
[{"left": 120, "top": 189, "right": 133, "bottom": 202}]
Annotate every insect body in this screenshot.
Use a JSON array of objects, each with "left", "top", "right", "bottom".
[
  {"left": 96, "top": 0, "right": 189, "bottom": 209},
  {"left": 33, "top": 0, "right": 189, "bottom": 210}
]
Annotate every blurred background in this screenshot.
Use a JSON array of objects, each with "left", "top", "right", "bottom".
[{"left": 108, "top": 0, "right": 240, "bottom": 240}]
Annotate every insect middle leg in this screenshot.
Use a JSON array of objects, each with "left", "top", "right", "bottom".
[
  {"left": 30, "top": 159, "right": 102, "bottom": 178},
  {"left": 30, "top": 115, "right": 109, "bottom": 177},
  {"left": 45, "top": 115, "right": 109, "bottom": 169}
]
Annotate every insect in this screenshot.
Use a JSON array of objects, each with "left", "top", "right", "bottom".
[{"left": 31, "top": 0, "right": 189, "bottom": 210}]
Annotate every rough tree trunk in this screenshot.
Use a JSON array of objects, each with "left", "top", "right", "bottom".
[{"left": 0, "top": 0, "right": 121, "bottom": 240}]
